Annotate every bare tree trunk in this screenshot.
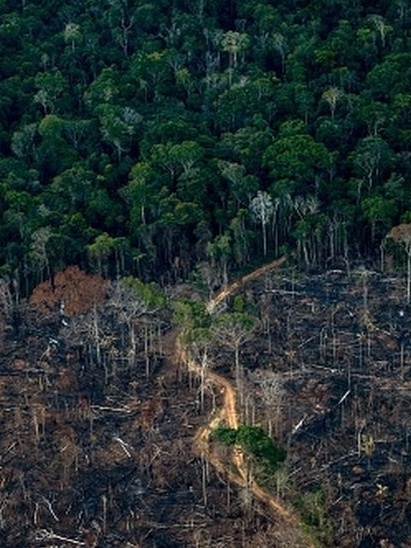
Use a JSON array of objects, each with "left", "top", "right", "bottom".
[
  {"left": 144, "top": 323, "right": 150, "bottom": 378},
  {"left": 93, "top": 307, "right": 101, "bottom": 366},
  {"left": 129, "top": 321, "right": 136, "bottom": 368},
  {"left": 235, "top": 345, "right": 243, "bottom": 408},
  {"left": 200, "top": 350, "right": 207, "bottom": 412},
  {"left": 262, "top": 221, "right": 267, "bottom": 257},
  {"left": 400, "top": 343, "right": 405, "bottom": 380},
  {"left": 201, "top": 453, "right": 208, "bottom": 507}
]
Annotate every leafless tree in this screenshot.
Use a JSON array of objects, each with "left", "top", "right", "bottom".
[
  {"left": 212, "top": 312, "right": 256, "bottom": 408},
  {"left": 387, "top": 223, "right": 411, "bottom": 304}
]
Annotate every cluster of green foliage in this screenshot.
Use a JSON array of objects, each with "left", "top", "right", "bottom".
[
  {"left": 0, "top": 1, "right": 410, "bottom": 288},
  {"left": 213, "top": 424, "right": 286, "bottom": 473},
  {"left": 294, "top": 485, "right": 334, "bottom": 544}
]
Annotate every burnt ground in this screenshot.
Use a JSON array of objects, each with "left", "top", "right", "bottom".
[
  {"left": 0, "top": 266, "right": 411, "bottom": 546},
  {"left": 233, "top": 267, "right": 411, "bottom": 547},
  {"left": 0, "top": 301, "right": 287, "bottom": 547}
]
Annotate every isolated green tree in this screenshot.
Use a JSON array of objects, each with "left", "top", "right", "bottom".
[{"left": 213, "top": 424, "right": 286, "bottom": 478}]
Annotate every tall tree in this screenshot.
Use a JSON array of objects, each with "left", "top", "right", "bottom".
[
  {"left": 250, "top": 190, "right": 274, "bottom": 257},
  {"left": 109, "top": 277, "right": 164, "bottom": 374},
  {"left": 212, "top": 311, "right": 256, "bottom": 408}
]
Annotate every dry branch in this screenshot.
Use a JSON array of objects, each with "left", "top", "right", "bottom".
[{"left": 34, "top": 529, "right": 85, "bottom": 546}]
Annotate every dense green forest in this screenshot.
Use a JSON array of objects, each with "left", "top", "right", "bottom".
[{"left": 0, "top": 0, "right": 410, "bottom": 289}]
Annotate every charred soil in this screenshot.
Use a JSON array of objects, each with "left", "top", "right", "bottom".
[{"left": 0, "top": 264, "right": 410, "bottom": 546}]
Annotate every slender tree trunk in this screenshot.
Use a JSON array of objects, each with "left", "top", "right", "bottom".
[
  {"left": 200, "top": 350, "right": 207, "bottom": 412},
  {"left": 93, "top": 306, "right": 101, "bottom": 366},
  {"left": 129, "top": 321, "right": 136, "bottom": 368},
  {"left": 235, "top": 345, "right": 243, "bottom": 408},
  {"left": 144, "top": 323, "right": 150, "bottom": 378},
  {"left": 262, "top": 221, "right": 267, "bottom": 256},
  {"left": 201, "top": 452, "right": 208, "bottom": 507},
  {"left": 223, "top": 258, "right": 228, "bottom": 287}
]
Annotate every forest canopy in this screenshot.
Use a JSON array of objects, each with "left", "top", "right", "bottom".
[{"left": 0, "top": 0, "right": 410, "bottom": 289}]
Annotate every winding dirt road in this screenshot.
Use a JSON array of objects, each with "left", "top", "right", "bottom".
[{"left": 177, "top": 257, "right": 316, "bottom": 546}]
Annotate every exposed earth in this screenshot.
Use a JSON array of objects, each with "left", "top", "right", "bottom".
[{"left": 0, "top": 260, "right": 410, "bottom": 546}]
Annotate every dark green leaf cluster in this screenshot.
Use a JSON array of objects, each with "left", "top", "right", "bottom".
[
  {"left": 213, "top": 424, "right": 286, "bottom": 472},
  {"left": 172, "top": 299, "right": 210, "bottom": 331}
]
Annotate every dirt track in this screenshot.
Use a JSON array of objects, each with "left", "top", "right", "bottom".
[{"left": 177, "top": 256, "right": 316, "bottom": 546}]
